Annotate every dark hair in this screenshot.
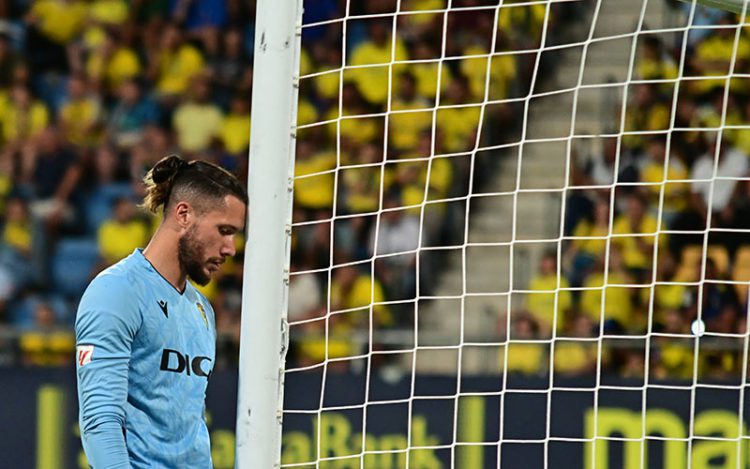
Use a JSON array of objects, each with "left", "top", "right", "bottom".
[{"left": 142, "top": 155, "right": 248, "bottom": 214}]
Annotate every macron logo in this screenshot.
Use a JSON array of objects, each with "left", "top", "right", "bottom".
[
  {"left": 77, "top": 345, "right": 94, "bottom": 367},
  {"left": 158, "top": 300, "right": 169, "bottom": 318}
]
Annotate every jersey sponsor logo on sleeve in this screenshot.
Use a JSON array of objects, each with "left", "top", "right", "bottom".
[{"left": 77, "top": 345, "right": 94, "bottom": 366}]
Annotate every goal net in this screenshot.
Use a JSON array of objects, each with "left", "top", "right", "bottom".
[{"left": 278, "top": 0, "right": 750, "bottom": 467}]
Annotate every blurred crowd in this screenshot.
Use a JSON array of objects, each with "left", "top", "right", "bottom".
[
  {"left": 513, "top": 6, "right": 750, "bottom": 382},
  {"left": 0, "top": 0, "right": 571, "bottom": 370},
  {"left": 284, "top": 0, "right": 583, "bottom": 371},
  {"left": 0, "top": 0, "right": 256, "bottom": 367},
  {"left": 5, "top": 0, "right": 742, "bottom": 385}
]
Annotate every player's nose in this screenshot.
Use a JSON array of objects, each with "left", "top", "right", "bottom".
[{"left": 221, "top": 238, "right": 236, "bottom": 258}]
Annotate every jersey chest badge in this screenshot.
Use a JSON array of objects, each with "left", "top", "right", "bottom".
[{"left": 196, "top": 302, "right": 208, "bottom": 329}]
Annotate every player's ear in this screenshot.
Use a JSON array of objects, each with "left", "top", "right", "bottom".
[{"left": 173, "top": 200, "right": 194, "bottom": 229}]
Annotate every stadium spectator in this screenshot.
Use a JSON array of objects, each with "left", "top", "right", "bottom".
[
  {"left": 687, "top": 258, "right": 740, "bottom": 334},
  {"left": 85, "top": 28, "right": 141, "bottom": 95},
  {"left": 436, "top": 75, "right": 481, "bottom": 153},
  {"left": 348, "top": 19, "right": 408, "bottom": 106},
  {"left": 397, "top": 131, "right": 454, "bottom": 239},
  {"left": 149, "top": 23, "right": 204, "bottom": 98},
  {"left": 293, "top": 139, "right": 335, "bottom": 212},
  {"left": 527, "top": 250, "right": 572, "bottom": 334},
  {"left": 652, "top": 251, "right": 689, "bottom": 327},
  {"left": 638, "top": 136, "right": 689, "bottom": 223},
  {"left": 96, "top": 197, "right": 149, "bottom": 267},
  {"left": 651, "top": 308, "right": 693, "bottom": 380},
  {"left": 0, "top": 196, "right": 35, "bottom": 289},
  {"left": 18, "top": 301, "right": 74, "bottom": 366},
  {"left": 310, "top": 44, "right": 342, "bottom": 106},
  {"left": 204, "top": 27, "right": 251, "bottom": 105},
  {"left": 172, "top": 77, "right": 223, "bottom": 154},
  {"left": 2, "top": 84, "right": 49, "bottom": 147},
  {"left": 295, "top": 264, "right": 391, "bottom": 369},
  {"left": 573, "top": 137, "right": 640, "bottom": 192},
  {"left": 339, "top": 142, "right": 383, "bottom": 215},
  {"left": 580, "top": 245, "right": 635, "bottom": 333},
  {"left": 388, "top": 159, "right": 424, "bottom": 212},
  {"left": 611, "top": 191, "right": 662, "bottom": 280},
  {"left": 407, "top": 40, "right": 452, "bottom": 101},
  {"left": 497, "top": 0, "right": 547, "bottom": 49},
  {"left": 566, "top": 137, "right": 638, "bottom": 235},
  {"left": 24, "top": 0, "right": 87, "bottom": 73},
  {"left": 58, "top": 74, "right": 102, "bottom": 148},
  {"left": 0, "top": 31, "right": 21, "bottom": 89},
  {"left": 107, "top": 78, "right": 159, "bottom": 150},
  {"left": 623, "top": 83, "right": 670, "bottom": 151},
  {"left": 292, "top": 209, "right": 332, "bottom": 272},
  {"left": 501, "top": 310, "right": 546, "bottom": 375},
  {"left": 85, "top": 0, "right": 129, "bottom": 42},
  {"left": 460, "top": 40, "right": 517, "bottom": 103},
  {"left": 637, "top": 35, "right": 678, "bottom": 83},
  {"left": 19, "top": 128, "right": 81, "bottom": 234},
  {"left": 553, "top": 313, "right": 596, "bottom": 375},
  {"left": 218, "top": 92, "right": 251, "bottom": 164},
  {"left": 330, "top": 264, "right": 390, "bottom": 325},
  {"left": 565, "top": 197, "right": 610, "bottom": 288},
  {"left": 690, "top": 134, "right": 748, "bottom": 221},
  {"left": 389, "top": 71, "right": 433, "bottom": 153},
  {"left": 690, "top": 12, "right": 749, "bottom": 97},
  {"left": 287, "top": 262, "right": 323, "bottom": 324},
  {"left": 696, "top": 90, "right": 743, "bottom": 146},
  {"left": 1, "top": 0, "right": 728, "bottom": 384},
  {"left": 324, "top": 82, "right": 381, "bottom": 146},
  {"left": 369, "top": 195, "right": 420, "bottom": 303},
  {"left": 80, "top": 145, "right": 134, "bottom": 235},
  {"left": 2, "top": 196, "right": 32, "bottom": 260}
]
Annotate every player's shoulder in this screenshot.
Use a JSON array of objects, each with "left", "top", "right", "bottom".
[
  {"left": 76, "top": 252, "right": 146, "bottom": 330},
  {"left": 82, "top": 251, "right": 147, "bottom": 301}
]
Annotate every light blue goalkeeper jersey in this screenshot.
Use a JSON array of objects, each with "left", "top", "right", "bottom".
[{"left": 75, "top": 249, "right": 216, "bottom": 468}]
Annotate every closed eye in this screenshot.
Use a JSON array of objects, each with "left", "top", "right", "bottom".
[{"left": 219, "top": 225, "right": 237, "bottom": 236}]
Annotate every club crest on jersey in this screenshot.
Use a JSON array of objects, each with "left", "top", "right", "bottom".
[
  {"left": 196, "top": 302, "right": 208, "bottom": 329},
  {"left": 77, "top": 345, "right": 94, "bottom": 366}
]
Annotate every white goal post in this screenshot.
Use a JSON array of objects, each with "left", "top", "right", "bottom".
[{"left": 236, "top": 0, "right": 302, "bottom": 467}]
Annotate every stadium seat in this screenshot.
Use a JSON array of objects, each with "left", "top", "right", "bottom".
[
  {"left": 84, "top": 183, "right": 135, "bottom": 236},
  {"left": 8, "top": 294, "right": 71, "bottom": 329},
  {"left": 51, "top": 237, "right": 99, "bottom": 298}
]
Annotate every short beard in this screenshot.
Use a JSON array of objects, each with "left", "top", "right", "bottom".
[{"left": 178, "top": 226, "right": 211, "bottom": 286}]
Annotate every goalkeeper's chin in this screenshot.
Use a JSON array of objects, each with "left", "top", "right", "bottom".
[{"left": 188, "top": 263, "right": 219, "bottom": 287}]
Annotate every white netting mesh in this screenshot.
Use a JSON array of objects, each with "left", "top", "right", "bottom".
[{"left": 280, "top": 0, "right": 750, "bottom": 467}]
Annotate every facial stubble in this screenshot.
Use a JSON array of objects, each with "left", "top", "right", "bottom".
[{"left": 178, "top": 225, "right": 211, "bottom": 286}]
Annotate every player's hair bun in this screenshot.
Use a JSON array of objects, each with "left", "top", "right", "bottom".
[
  {"left": 141, "top": 154, "right": 190, "bottom": 214},
  {"left": 151, "top": 154, "right": 189, "bottom": 184}
]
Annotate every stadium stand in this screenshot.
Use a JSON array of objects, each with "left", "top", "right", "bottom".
[{"left": 0, "top": 0, "right": 748, "bottom": 385}]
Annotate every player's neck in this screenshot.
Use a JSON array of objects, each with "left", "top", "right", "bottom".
[{"left": 143, "top": 228, "right": 188, "bottom": 294}]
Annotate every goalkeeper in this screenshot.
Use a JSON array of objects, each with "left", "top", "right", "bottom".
[{"left": 75, "top": 155, "right": 247, "bottom": 468}]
